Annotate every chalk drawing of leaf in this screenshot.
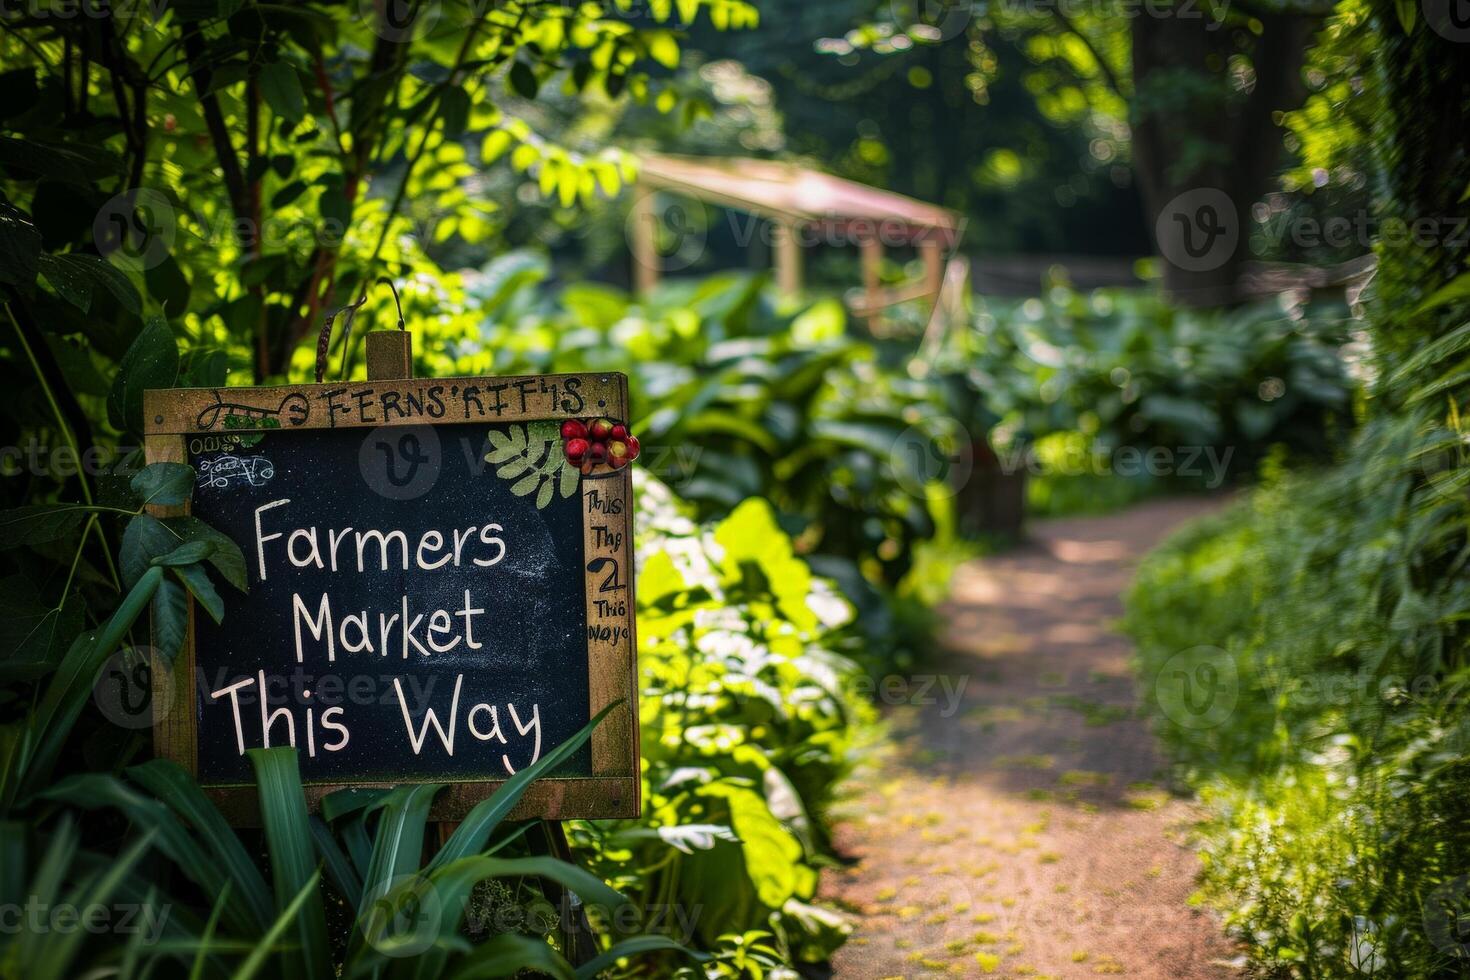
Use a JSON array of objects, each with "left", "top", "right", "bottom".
[{"left": 484, "top": 421, "right": 577, "bottom": 509}]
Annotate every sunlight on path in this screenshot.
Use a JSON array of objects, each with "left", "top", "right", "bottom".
[{"left": 823, "top": 498, "right": 1240, "bottom": 980}]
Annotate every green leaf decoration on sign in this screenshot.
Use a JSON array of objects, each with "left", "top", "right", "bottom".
[{"left": 484, "top": 422, "right": 578, "bottom": 509}]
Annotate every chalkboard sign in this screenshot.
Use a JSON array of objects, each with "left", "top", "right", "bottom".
[{"left": 142, "top": 369, "right": 638, "bottom": 823}]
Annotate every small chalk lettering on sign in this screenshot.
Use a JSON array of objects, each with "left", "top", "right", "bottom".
[{"left": 197, "top": 454, "right": 275, "bottom": 490}]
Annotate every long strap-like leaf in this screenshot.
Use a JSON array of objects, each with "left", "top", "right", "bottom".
[
  {"left": 427, "top": 701, "right": 620, "bottom": 874},
  {"left": 127, "top": 758, "right": 275, "bottom": 933},
  {"left": 248, "top": 748, "right": 332, "bottom": 980}
]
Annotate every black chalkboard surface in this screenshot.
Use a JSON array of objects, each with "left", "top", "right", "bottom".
[
  {"left": 143, "top": 370, "right": 639, "bottom": 823},
  {"left": 188, "top": 422, "right": 591, "bottom": 784}
]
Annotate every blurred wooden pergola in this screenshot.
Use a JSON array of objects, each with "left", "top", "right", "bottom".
[{"left": 631, "top": 154, "right": 964, "bottom": 330}]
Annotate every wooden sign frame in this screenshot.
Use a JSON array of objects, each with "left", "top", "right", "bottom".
[{"left": 142, "top": 349, "right": 639, "bottom": 825}]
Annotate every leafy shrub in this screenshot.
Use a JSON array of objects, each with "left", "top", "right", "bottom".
[
  {"left": 574, "top": 475, "right": 879, "bottom": 973},
  {"left": 1125, "top": 413, "right": 1470, "bottom": 977},
  {"left": 941, "top": 287, "right": 1356, "bottom": 513}
]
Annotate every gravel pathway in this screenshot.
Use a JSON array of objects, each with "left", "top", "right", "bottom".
[{"left": 823, "top": 497, "right": 1241, "bottom": 979}]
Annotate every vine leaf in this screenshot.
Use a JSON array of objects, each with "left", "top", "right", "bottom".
[{"left": 484, "top": 422, "right": 577, "bottom": 509}]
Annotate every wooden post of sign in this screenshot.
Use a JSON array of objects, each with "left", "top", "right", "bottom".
[
  {"left": 359, "top": 331, "right": 596, "bottom": 967},
  {"left": 365, "top": 329, "right": 412, "bottom": 381}
]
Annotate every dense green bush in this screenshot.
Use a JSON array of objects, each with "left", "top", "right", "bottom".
[
  {"left": 1126, "top": 414, "right": 1470, "bottom": 976},
  {"left": 574, "top": 475, "right": 879, "bottom": 974},
  {"left": 942, "top": 287, "right": 1356, "bottom": 513}
]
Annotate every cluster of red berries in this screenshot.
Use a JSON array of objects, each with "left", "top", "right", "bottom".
[{"left": 561, "top": 418, "right": 640, "bottom": 473}]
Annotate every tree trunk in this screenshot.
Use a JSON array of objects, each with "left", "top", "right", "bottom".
[{"left": 1131, "top": 9, "right": 1316, "bottom": 306}]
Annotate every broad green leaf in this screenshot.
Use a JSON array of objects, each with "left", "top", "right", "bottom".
[
  {"left": 108, "top": 315, "right": 179, "bottom": 436},
  {"left": 440, "top": 87, "right": 471, "bottom": 138},
  {"left": 131, "top": 462, "right": 195, "bottom": 507},
  {"left": 259, "top": 62, "right": 307, "bottom": 124},
  {"left": 38, "top": 252, "right": 142, "bottom": 315},
  {"left": 163, "top": 516, "right": 249, "bottom": 592},
  {"left": 0, "top": 504, "right": 93, "bottom": 551},
  {"left": 173, "top": 562, "right": 224, "bottom": 623},
  {"left": 509, "top": 61, "right": 539, "bottom": 99},
  {"left": 151, "top": 539, "right": 214, "bottom": 567},
  {"left": 152, "top": 578, "right": 189, "bottom": 662}
]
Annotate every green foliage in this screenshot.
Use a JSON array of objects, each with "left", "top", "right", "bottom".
[
  {"left": 1126, "top": 426, "right": 1470, "bottom": 975},
  {"left": 936, "top": 286, "right": 1356, "bottom": 513},
  {"left": 16, "top": 708, "right": 679, "bottom": 979},
  {"left": 574, "top": 476, "right": 879, "bottom": 969},
  {"left": 424, "top": 258, "right": 954, "bottom": 589},
  {"left": 0, "top": 0, "right": 755, "bottom": 381}
]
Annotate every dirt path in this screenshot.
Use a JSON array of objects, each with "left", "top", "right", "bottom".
[{"left": 823, "top": 497, "right": 1240, "bottom": 979}]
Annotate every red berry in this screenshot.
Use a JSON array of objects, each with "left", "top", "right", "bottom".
[
  {"left": 564, "top": 437, "right": 589, "bottom": 463},
  {"left": 625, "top": 435, "right": 640, "bottom": 460},
  {"left": 610, "top": 424, "right": 628, "bottom": 441},
  {"left": 608, "top": 453, "right": 628, "bottom": 470},
  {"left": 561, "top": 419, "right": 587, "bottom": 440},
  {"left": 588, "top": 442, "right": 608, "bottom": 463},
  {"left": 588, "top": 418, "right": 614, "bottom": 441}
]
